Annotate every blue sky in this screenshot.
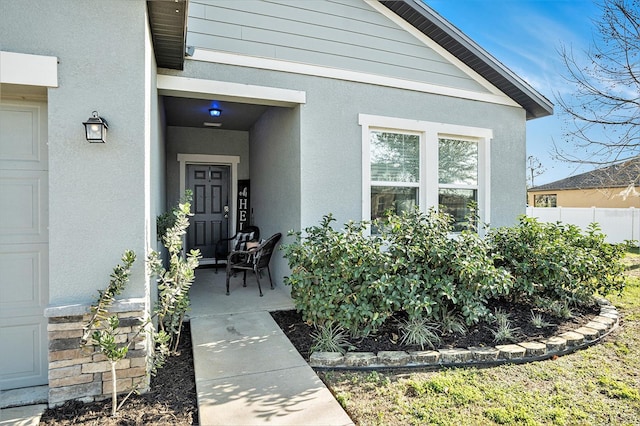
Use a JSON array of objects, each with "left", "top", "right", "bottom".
[{"left": 425, "top": 0, "right": 603, "bottom": 185}]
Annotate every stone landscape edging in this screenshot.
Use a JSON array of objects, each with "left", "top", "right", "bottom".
[{"left": 309, "top": 298, "right": 620, "bottom": 371}]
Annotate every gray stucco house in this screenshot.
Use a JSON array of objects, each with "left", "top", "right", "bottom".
[{"left": 0, "top": 0, "right": 552, "bottom": 405}]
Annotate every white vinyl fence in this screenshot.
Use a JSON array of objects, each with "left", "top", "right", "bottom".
[{"left": 526, "top": 207, "right": 640, "bottom": 245}]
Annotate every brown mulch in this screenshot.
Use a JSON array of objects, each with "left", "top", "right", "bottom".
[
  {"left": 39, "top": 322, "right": 198, "bottom": 426},
  {"left": 270, "top": 300, "right": 600, "bottom": 360}
]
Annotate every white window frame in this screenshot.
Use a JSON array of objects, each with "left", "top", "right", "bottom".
[{"left": 359, "top": 114, "right": 492, "bottom": 232}]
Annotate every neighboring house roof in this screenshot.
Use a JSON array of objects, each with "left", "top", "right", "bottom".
[
  {"left": 148, "top": 0, "right": 553, "bottom": 120},
  {"left": 147, "top": 0, "right": 188, "bottom": 70},
  {"left": 529, "top": 157, "right": 640, "bottom": 191}
]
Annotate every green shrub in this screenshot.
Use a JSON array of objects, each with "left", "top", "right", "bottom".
[
  {"left": 282, "top": 209, "right": 512, "bottom": 336},
  {"left": 282, "top": 215, "right": 390, "bottom": 337},
  {"left": 488, "top": 216, "right": 627, "bottom": 306},
  {"left": 282, "top": 212, "right": 627, "bottom": 339},
  {"left": 376, "top": 208, "right": 512, "bottom": 325}
]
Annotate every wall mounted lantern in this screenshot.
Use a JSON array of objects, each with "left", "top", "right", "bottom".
[
  {"left": 209, "top": 108, "right": 222, "bottom": 117},
  {"left": 83, "top": 111, "right": 108, "bottom": 143}
]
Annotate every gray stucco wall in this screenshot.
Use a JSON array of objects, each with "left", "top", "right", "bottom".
[
  {"left": 175, "top": 60, "right": 527, "bottom": 229},
  {"left": 249, "top": 106, "right": 301, "bottom": 284},
  {"left": 0, "top": 1, "right": 152, "bottom": 305},
  {"left": 162, "top": 58, "right": 526, "bottom": 291},
  {"left": 165, "top": 126, "right": 250, "bottom": 208}
]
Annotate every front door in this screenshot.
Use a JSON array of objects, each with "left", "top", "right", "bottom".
[
  {"left": 186, "top": 164, "right": 230, "bottom": 260},
  {"left": 0, "top": 100, "right": 49, "bottom": 390}
]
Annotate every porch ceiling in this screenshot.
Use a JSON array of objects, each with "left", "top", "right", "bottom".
[{"left": 162, "top": 96, "right": 269, "bottom": 131}]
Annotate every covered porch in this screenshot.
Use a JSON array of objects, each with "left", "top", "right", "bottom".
[{"left": 157, "top": 74, "right": 305, "bottom": 291}]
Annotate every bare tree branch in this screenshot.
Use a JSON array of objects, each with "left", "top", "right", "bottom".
[
  {"left": 526, "top": 156, "right": 546, "bottom": 187},
  {"left": 554, "top": 0, "right": 640, "bottom": 166}
]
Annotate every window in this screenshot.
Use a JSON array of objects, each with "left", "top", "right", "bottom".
[
  {"left": 370, "top": 131, "right": 420, "bottom": 220},
  {"left": 360, "top": 114, "right": 491, "bottom": 233},
  {"left": 534, "top": 194, "right": 557, "bottom": 207},
  {"left": 438, "top": 138, "right": 478, "bottom": 231}
]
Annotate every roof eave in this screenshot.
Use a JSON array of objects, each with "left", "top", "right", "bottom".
[
  {"left": 379, "top": 0, "right": 553, "bottom": 120},
  {"left": 147, "top": 0, "right": 188, "bottom": 71}
]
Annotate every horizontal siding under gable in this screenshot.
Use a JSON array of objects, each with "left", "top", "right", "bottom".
[{"left": 187, "top": 0, "right": 491, "bottom": 93}]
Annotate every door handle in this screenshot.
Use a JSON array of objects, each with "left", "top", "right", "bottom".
[{"left": 224, "top": 205, "right": 229, "bottom": 219}]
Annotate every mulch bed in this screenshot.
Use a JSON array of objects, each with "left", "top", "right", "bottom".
[
  {"left": 40, "top": 322, "right": 198, "bottom": 426},
  {"left": 270, "top": 300, "right": 600, "bottom": 360},
  {"left": 40, "top": 301, "right": 599, "bottom": 424}
]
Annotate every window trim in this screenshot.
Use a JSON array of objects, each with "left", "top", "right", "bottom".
[{"left": 359, "top": 114, "right": 492, "bottom": 232}]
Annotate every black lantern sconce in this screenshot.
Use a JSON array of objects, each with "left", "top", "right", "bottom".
[{"left": 83, "top": 111, "right": 108, "bottom": 143}]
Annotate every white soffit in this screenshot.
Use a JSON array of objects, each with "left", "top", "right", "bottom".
[
  {"left": 156, "top": 74, "right": 306, "bottom": 107},
  {"left": 0, "top": 51, "right": 58, "bottom": 87}
]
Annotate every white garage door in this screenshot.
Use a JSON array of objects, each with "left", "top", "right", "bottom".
[{"left": 0, "top": 100, "right": 49, "bottom": 390}]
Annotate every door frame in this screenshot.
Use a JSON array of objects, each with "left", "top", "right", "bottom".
[{"left": 178, "top": 154, "right": 240, "bottom": 261}]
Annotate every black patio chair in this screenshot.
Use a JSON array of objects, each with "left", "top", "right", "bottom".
[
  {"left": 225, "top": 232, "right": 282, "bottom": 297},
  {"left": 214, "top": 226, "right": 260, "bottom": 273}
]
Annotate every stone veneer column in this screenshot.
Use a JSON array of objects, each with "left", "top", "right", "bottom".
[{"left": 44, "top": 299, "right": 150, "bottom": 407}]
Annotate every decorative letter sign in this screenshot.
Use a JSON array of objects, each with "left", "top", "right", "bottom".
[{"left": 237, "top": 180, "right": 250, "bottom": 231}]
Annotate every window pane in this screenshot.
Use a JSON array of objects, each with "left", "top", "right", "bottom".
[
  {"left": 439, "top": 188, "right": 477, "bottom": 232},
  {"left": 439, "top": 138, "right": 478, "bottom": 185},
  {"left": 371, "top": 186, "right": 417, "bottom": 221},
  {"left": 534, "top": 194, "right": 557, "bottom": 207},
  {"left": 371, "top": 131, "right": 419, "bottom": 183}
]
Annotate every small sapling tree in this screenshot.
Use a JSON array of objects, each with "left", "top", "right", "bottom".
[
  {"left": 82, "top": 250, "right": 156, "bottom": 416},
  {"left": 148, "top": 191, "right": 201, "bottom": 353},
  {"left": 82, "top": 192, "right": 200, "bottom": 416}
]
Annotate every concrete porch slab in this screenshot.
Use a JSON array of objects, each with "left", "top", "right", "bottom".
[{"left": 187, "top": 267, "right": 295, "bottom": 318}]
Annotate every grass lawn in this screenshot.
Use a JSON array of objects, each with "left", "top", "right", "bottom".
[{"left": 321, "top": 254, "right": 640, "bottom": 426}]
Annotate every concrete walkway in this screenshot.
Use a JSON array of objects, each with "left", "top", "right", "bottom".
[
  {"left": 189, "top": 267, "right": 354, "bottom": 425},
  {"left": 1, "top": 267, "right": 354, "bottom": 425},
  {"left": 0, "top": 403, "right": 46, "bottom": 426}
]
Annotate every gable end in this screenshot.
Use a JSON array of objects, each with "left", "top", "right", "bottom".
[{"left": 379, "top": 0, "right": 553, "bottom": 120}]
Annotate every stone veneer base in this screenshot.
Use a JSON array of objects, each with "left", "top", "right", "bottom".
[
  {"left": 310, "top": 298, "right": 619, "bottom": 370},
  {"left": 44, "top": 299, "right": 151, "bottom": 408}
]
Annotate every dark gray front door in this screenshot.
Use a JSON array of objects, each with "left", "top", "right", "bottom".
[{"left": 186, "top": 164, "right": 230, "bottom": 260}]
